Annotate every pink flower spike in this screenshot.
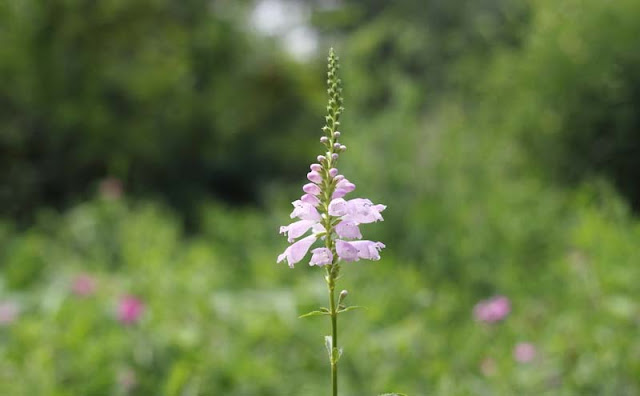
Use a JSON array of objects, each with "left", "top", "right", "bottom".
[
  {"left": 277, "top": 234, "right": 318, "bottom": 268},
  {"left": 349, "top": 240, "right": 385, "bottom": 260},
  {"left": 280, "top": 219, "right": 317, "bottom": 242},
  {"left": 514, "top": 342, "right": 536, "bottom": 363},
  {"left": 72, "top": 274, "right": 97, "bottom": 297},
  {"left": 117, "top": 296, "right": 144, "bottom": 325},
  {"left": 335, "top": 220, "right": 362, "bottom": 239},
  {"left": 335, "top": 239, "right": 358, "bottom": 262},
  {"left": 310, "top": 163, "right": 323, "bottom": 172},
  {"left": 310, "top": 248, "right": 333, "bottom": 266},
  {"left": 307, "top": 171, "right": 323, "bottom": 184},
  {"left": 300, "top": 194, "right": 320, "bottom": 206},
  {"left": 303, "top": 183, "right": 322, "bottom": 196},
  {"left": 328, "top": 198, "right": 349, "bottom": 216},
  {"left": 290, "top": 200, "right": 321, "bottom": 221}
]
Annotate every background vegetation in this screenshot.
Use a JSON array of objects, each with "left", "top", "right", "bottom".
[{"left": 1, "top": 0, "right": 639, "bottom": 394}]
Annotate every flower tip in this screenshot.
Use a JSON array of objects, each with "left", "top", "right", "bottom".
[{"left": 310, "top": 163, "right": 323, "bottom": 172}]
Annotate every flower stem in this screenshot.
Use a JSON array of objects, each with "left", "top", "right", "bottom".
[{"left": 328, "top": 268, "right": 338, "bottom": 396}]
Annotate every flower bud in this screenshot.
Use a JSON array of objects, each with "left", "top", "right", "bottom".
[
  {"left": 333, "top": 143, "right": 341, "bottom": 150},
  {"left": 303, "top": 183, "right": 322, "bottom": 195},
  {"left": 338, "top": 290, "right": 348, "bottom": 304},
  {"left": 310, "top": 163, "right": 322, "bottom": 172},
  {"left": 331, "top": 153, "right": 339, "bottom": 161},
  {"left": 320, "top": 136, "right": 329, "bottom": 144},
  {"left": 329, "top": 168, "right": 338, "bottom": 177},
  {"left": 333, "top": 131, "right": 341, "bottom": 138},
  {"left": 301, "top": 194, "right": 320, "bottom": 205},
  {"left": 317, "top": 155, "right": 326, "bottom": 162},
  {"left": 307, "top": 171, "right": 322, "bottom": 184},
  {"left": 334, "top": 175, "right": 345, "bottom": 182},
  {"left": 339, "top": 145, "right": 346, "bottom": 151}
]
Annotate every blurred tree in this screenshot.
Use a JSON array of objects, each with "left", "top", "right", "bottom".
[
  {"left": 484, "top": 0, "right": 640, "bottom": 211},
  {"left": 308, "top": 0, "right": 529, "bottom": 112},
  {"left": 0, "top": 0, "right": 322, "bottom": 225}
]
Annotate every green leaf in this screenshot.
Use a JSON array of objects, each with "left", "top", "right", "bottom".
[
  {"left": 298, "top": 310, "right": 330, "bottom": 318},
  {"left": 337, "top": 305, "right": 366, "bottom": 314}
]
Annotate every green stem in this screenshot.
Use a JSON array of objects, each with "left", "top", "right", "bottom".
[{"left": 328, "top": 269, "right": 338, "bottom": 396}]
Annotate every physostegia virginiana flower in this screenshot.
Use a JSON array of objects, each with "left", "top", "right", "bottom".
[{"left": 277, "top": 48, "right": 386, "bottom": 396}]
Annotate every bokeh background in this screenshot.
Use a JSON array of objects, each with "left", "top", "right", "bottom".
[{"left": 1, "top": 0, "right": 639, "bottom": 394}]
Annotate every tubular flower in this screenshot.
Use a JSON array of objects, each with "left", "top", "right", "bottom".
[{"left": 277, "top": 165, "right": 386, "bottom": 267}]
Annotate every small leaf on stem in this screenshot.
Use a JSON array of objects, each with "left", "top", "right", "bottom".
[{"left": 299, "top": 310, "right": 330, "bottom": 318}]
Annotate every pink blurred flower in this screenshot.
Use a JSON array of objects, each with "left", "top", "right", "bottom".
[
  {"left": 473, "top": 295, "right": 511, "bottom": 323},
  {"left": 0, "top": 301, "right": 19, "bottom": 325},
  {"left": 71, "top": 274, "right": 96, "bottom": 297},
  {"left": 117, "top": 296, "right": 144, "bottom": 325},
  {"left": 514, "top": 342, "right": 536, "bottom": 363},
  {"left": 99, "top": 177, "right": 123, "bottom": 200}
]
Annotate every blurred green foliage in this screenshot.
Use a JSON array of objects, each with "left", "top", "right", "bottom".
[
  {"left": 1, "top": 0, "right": 640, "bottom": 394},
  {"left": 483, "top": 0, "right": 640, "bottom": 211},
  {"left": 0, "top": 0, "right": 322, "bottom": 224},
  {"left": 0, "top": 192, "right": 638, "bottom": 394}
]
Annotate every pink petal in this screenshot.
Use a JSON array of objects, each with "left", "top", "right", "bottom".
[
  {"left": 277, "top": 234, "right": 317, "bottom": 268},
  {"left": 307, "top": 171, "right": 323, "bottom": 184},
  {"left": 349, "top": 240, "right": 385, "bottom": 260},
  {"left": 303, "top": 183, "right": 321, "bottom": 195},
  {"left": 300, "top": 194, "right": 320, "bottom": 206},
  {"left": 335, "top": 239, "right": 358, "bottom": 262},
  {"left": 335, "top": 220, "right": 362, "bottom": 239},
  {"left": 290, "top": 200, "right": 321, "bottom": 221},
  {"left": 328, "top": 198, "right": 348, "bottom": 216},
  {"left": 346, "top": 198, "right": 385, "bottom": 224},
  {"left": 281, "top": 219, "right": 317, "bottom": 242},
  {"left": 310, "top": 247, "right": 333, "bottom": 266},
  {"left": 336, "top": 179, "right": 356, "bottom": 193},
  {"left": 332, "top": 189, "right": 348, "bottom": 199}
]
